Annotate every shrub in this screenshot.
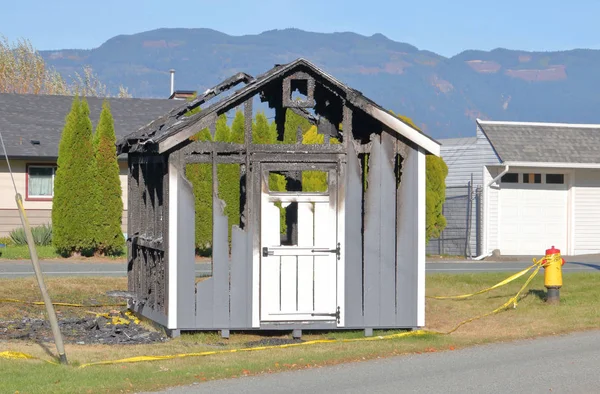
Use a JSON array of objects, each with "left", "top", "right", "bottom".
[
  {"left": 9, "top": 224, "right": 52, "bottom": 246},
  {"left": 0, "top": 236, "right": 13, "bottom": 246}
]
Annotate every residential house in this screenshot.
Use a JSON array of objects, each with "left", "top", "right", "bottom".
[
  {"left": 0, "top": 93, "right": 181, "bottom": 236},
  {"left": 437, "top": 119, "right": 600, "bottom": 256}
]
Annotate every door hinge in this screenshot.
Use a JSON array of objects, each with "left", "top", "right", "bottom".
[
  {"left": 311, "top": 306, "right": 341, "bottom": 324},
  {"left": 310, "top": 242, "right": 341, "bottom": 260}
]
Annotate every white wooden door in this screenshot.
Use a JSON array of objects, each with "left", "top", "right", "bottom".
[{"left": 260, "top": 169, "right": 339, "bottom": 322}]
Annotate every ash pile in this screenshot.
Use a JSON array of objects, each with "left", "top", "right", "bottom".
[{"left": 0, "top": 310, "right": 167, "bottom": 345}]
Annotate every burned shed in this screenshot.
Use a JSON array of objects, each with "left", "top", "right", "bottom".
[{"left": 117, "top": 59, "right": 441, "bottom": 337}]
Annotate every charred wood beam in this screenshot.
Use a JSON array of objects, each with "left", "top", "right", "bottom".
[
  {"left": 158, "top": 113, "right": 217, "bottom": 154},
  {"left": 251, "top": 152, "right": 342, "bottom": 163},
  {"left": 248, "top": 143, "right": 344, "bottom": 154},
  {"left": 185, "top": 154, "right": 246, "bottom": 164},
  {"left": 244, "top": 98, "right": 253, "bottom": 147},
  {"left": 342, "top": 105, "right": 353, "bottom": 150},
  {"left": 117, "top": 72, "right": 254, "bottom": 154},
  {"left": 353, "top": 141, "right": 373, "bottom": 154},
  {"left": 289, "top": 107, "right": 318, "bottom": 125},
  {"left": 182, "top": 141, "right": 246, "bottom": 155},
  {"left": 275, "top": 106, "right": 286, "bottom": 142},
  {"left": 130, "top": 235, "right": 164, "bottom": 252},
  {"left": 188, "top": 72, "right": 255, "bottom": 111}
]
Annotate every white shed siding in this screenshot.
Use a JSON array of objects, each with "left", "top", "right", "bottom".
[
  {"left": 573, "top": 169, "right": 600, "bottom": 254},
  {"left": 484, "top": 166, "right": 501, "bottom": 252}
]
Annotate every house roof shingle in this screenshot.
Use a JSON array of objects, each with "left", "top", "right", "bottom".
[
  {"left": 0, "top": 93, "right": 182, "bottom": 159},
  {"left": 477, "top": 120, "right": 600, "bottom": 164}
]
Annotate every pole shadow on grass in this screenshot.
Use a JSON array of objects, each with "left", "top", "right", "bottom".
[
  {"left": 35, "top": 338, "right": 58, "bottom": 362},
  {"left": 566, "top": 262, "right": 600, "bottom": 271}
]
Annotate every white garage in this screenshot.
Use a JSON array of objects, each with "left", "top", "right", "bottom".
[{"left": 476, "top": 120, "right": 600, "bottom": 256}]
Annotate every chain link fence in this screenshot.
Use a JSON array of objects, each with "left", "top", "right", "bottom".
[{"left": 427, "top": 181, "right": 482, "bottom": 257}]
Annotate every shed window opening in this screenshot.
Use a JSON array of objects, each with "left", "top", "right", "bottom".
[
  {"left": 500, "top": 172, "right": 518, "bottom": 183},
  {"left": 523, "top": 173, "right": 541, "bottom": 184},
  {"left": 546, "top": 174, "right": 565, "bottom": 184},
  {"left": 268, "top": 170, "right": 328, "bottom": 192},
  {"left": 290, "top": 79, "right": 309, "bottom": 101},
  {"left": 28, "top": 165, "right": 56, "bottom": 198}
]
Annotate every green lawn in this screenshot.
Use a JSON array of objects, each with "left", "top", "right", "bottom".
[
  {"left": 1, "top": 272, "right": 599, "bottom": 393},
  {"left": 0, "top": 244, "right": 127, "bottom": 260},
  {"left": 0, "top": 245, "right": 60, "bottom": 259}
]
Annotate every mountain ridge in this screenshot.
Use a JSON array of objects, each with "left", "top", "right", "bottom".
[{"left": 40, "top": 28, "right": 600, "bottom": 139}]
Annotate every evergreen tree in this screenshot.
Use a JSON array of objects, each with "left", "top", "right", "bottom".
[
  {"left": 283, "top": 109, "right": 312, "bottom": 144},
  {"left": 186, "top": 129, "right": 212, "bottom": 253},
  {"left": 230, "top": 110, "right": 245, "bottom": 144},
  {"left": 426, "top": 155, "right": 448, "bottom": 242},
  {"left": 52, "top": 96, "right": 97, "bottom": 256},
  {"left": 214, "top": 113, "right": 232, "bottom": 142},
  {"left": 93, "top": 100, "right": 125, "bottom": 255},
  {"left": 301, "top": 126, "right": 328, "bottom": 192},
  {"left": 252, "top": 112, "right": 277, "bottom": 144},
  {"left": 214, "top": 114, "right": 240, "bottom": 243},
  {"left": 389, "top": 110, "right": 448, "bottom": 242}
]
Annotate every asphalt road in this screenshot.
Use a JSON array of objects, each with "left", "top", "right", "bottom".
[
  {"left": 0, "top": 260, "right": 599, "bottom": 278},
  {"left": 148, "top": 330, "right": 600, "bottom": 394}
]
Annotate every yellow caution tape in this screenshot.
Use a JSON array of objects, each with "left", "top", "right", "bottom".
[
  {"left": 443, "top": 262, "right": 543, "bottom": 334},
  {"left": 79, "top": 330, "right": 432, "bottom": 368},
  {"left": 0, "top": 257, "right": 547, "bottom": 368},
  {"left": 0, "top": 298, "right": 126, "bottom": 308},
  {"left": 0, "top": 351, "right": 58, "bottom": 365},
  {"left": 427, "top": 260, "right": 541, "bottom": 300}
]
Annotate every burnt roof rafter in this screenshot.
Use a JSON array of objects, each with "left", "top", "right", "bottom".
[{"left": 116, "top": 58, "right": 440, "bottom": 156}]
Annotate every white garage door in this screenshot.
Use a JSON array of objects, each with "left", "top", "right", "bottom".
[{"left": 499, "top": 183, "right": 567, "bottom": 255}]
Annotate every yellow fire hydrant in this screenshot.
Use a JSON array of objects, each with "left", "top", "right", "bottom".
[{"left": 541, "top": 246, "right": 565, "bottom": 304}]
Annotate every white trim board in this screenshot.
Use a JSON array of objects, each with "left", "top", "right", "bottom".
[
  {"left": 477, "top": 119, "right": 600, "bottom": 129},
  {"left": 367, "top": 106, "right": 441, "bottom": 157},
  {"left": 417, "top": 148, "right": 426, "bottom": 327},
  {"left": 167, "top": 163, "right": 178, "bottom": 329},
  {"left": 503, "top": 161, "right": 600, "bottom": 169}
]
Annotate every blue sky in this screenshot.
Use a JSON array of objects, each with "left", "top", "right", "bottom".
[{"left": 2, "top": 0, "right": 599, "bottom": 57}]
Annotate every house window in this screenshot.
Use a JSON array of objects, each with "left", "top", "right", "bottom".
[
  {"left": 523, "top": 173, "right": 542, "bottom": 184},
  {"left": 546, "top": 174, "right": 565, "bottom": 184},
  {"left": 500, "top": 173, "right": 519, "bottom": 183},
  {"left": 27, "top": 165, "right": 56, "bottom": 199}
]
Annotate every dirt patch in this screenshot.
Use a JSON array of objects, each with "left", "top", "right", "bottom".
[{"left": 0, "top": 311, "right": 167, "bottom": 345}]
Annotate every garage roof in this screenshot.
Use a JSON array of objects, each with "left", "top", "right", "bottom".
[{"left": 477, "top": 119, "right": 600, "bottom": 164}]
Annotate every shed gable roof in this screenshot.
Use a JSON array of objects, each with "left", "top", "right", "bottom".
[
  {"left": 117, "top": 59, "right": 440, "bottom": 156},
  {"left": 0, "top": 93, "right": 181, "bottom": 159},
  {"left": 477, "top": 119, "right": 600, "bottom": 164}
]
